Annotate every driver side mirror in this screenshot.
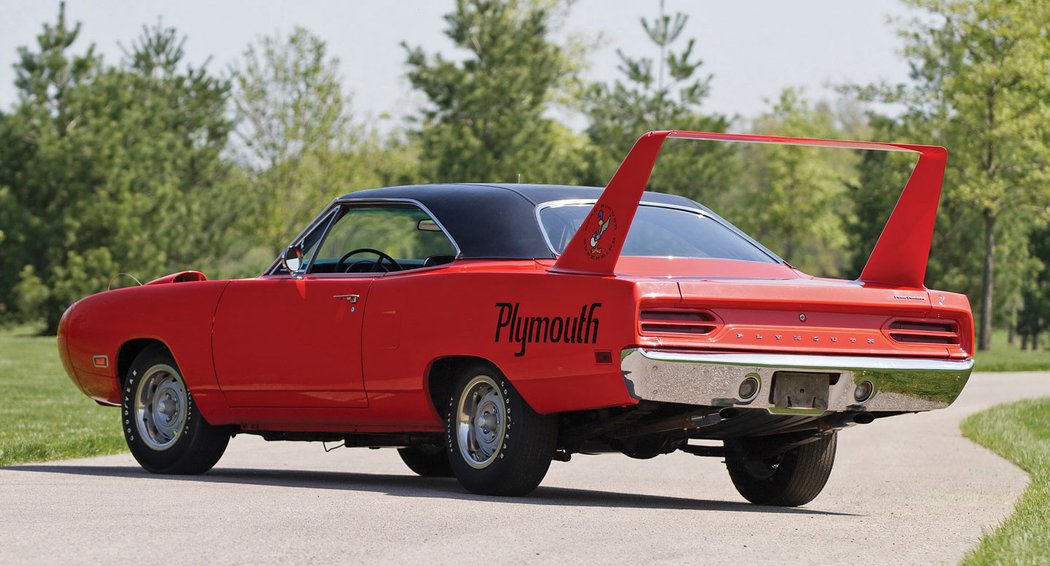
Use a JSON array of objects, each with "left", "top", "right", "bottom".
[{"left": 281, "top": 243, "right": 305, "bottom": 276}]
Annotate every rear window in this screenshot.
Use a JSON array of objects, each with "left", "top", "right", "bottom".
[{"left": 539, "top": 203, "right": 776, "bottom": 263}]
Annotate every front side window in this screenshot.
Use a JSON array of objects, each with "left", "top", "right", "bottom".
[
  {"left": 308, "top": 204, "right": 458, "bottom": 274},
  {"left": 539, "top": 203, "right": 776, "bottom": 263},
  {"left": 271, "top": 208, "right": 336, "bottom": 275}
]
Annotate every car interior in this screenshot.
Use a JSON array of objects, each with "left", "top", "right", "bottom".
[{"left": 274, "top": 203, "right": 459, "bottom": 275}]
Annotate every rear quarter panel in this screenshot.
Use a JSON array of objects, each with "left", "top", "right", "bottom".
[{"left": 361, "top": 262, "right": 641, "bottom": 425}]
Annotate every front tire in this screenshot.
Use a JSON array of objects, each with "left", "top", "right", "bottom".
[
  {"left": 724, "top": 432, "right": 837, "bottom": 507},
  {"left": 122, "top": 344, "right": 230, "bottom": 474},
  {"left": 445, "top": 364, "right": 557, "bottom": 496}
]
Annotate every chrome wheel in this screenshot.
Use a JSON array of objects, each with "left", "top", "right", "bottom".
[
  {"left": 133, "top": 364, "right": 188, "bottom": 451},
  {"left": 455, "top": 375, "right": 506, "bottom": 469}
]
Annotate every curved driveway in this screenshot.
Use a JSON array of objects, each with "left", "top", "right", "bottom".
[{"left": 2, "top": 372, "right": 1048, "bottom": 564}]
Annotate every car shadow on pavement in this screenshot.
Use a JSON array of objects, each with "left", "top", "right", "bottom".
[{"left": 4, "top": 463, "right": 854, "bottom": 516}]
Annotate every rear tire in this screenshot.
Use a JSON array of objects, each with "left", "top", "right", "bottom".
[
  {"left": 397, "top": 446, "right": 453, "bottom": 477},
  {"left": 724, "top": 432, "right": 837, "bottom": 507},
  {"left": 445, "top": 363, "right": 557, "bottom": 496},
  {"left": 122, "top": 344, "right": 230, "bottom": 474}
]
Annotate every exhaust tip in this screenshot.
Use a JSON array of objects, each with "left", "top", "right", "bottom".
[
  {"left": 719, "top": 407, "right": 743, "bottom": 419},
  {"left": 853, "top": 412, "right": 875, "bottom": 425},
  {"left": 854, "top": 380, "right": 875, "bottom": 403},
  {"left": 738, "top": 374, "right": 761, "bottom": 402}
]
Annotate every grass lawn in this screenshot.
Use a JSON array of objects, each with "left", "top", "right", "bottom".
[
  {"left": 0, "top": 326, "right": 124, "bottom": 466},
  {"left": 961, "top": 398, "right": 1050, "bottom": 564},
  {"left": 974, "top": 329, "right": 1050, "bottom": 372}
]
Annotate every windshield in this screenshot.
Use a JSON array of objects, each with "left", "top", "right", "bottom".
[{"left": 539, "top": 203, "right": 776, "bottom": 263}]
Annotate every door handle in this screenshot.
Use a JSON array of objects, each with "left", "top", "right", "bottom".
[{"left": 333, "top": 294, "right": 359, "bottom": 303}]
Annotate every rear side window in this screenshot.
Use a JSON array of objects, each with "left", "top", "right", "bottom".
[{"left": 539, "top": 203, "right": 775, "bottom": 263}]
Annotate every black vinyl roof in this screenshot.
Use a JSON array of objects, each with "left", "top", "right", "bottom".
[{"left": 341, "top": 183, "right": 708, "bottom": 260}]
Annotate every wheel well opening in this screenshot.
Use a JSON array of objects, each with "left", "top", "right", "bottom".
[
  {"left": 117, "top": 339, "right": 166, "bottom": 385},
  {"left": 425, "top": 356, "right": 495, "bottom": 418}
]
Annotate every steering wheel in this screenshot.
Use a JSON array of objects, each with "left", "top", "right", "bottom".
[{"left": 336, "top": 248, "right": 403, "bottom": 273}]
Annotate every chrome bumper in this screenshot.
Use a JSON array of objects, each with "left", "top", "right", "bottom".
[{"left": 621, "top": 349, "right": 974, "bottom": 414}]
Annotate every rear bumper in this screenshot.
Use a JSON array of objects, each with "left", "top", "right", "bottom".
[{"left": 621, "top": 349, "right": 973, "bottom": 414}]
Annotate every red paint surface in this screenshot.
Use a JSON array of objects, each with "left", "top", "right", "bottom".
[
  {"left": 58, "top": 258, "right": 973, "bottom": 431},
  {"left": 213, "top": 277, "right": 371, "bottom": 408},
  {"left": 57, "top": 130, "right": 972, "bottom": 434}
]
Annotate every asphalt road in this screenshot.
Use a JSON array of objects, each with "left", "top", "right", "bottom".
[{"left": 3, "top": 372, "right": 1049, "bottom": 565}]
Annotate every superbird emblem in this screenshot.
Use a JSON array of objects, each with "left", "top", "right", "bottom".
[{"left": 586, "top": 205, "right": 616, "bottom": 259}]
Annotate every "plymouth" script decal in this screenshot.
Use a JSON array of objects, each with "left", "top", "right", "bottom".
[{"left": 495, "top": 302, "right": 602, "bottom": 357}]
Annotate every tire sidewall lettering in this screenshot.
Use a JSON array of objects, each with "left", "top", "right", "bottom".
[
  {"left": 448, "top": 372, "right": 514, "bottom": 468},
  {"left": 123, "top": 356, "right": 194, "bottom": 461}
]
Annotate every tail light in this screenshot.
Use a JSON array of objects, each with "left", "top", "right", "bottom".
[
  {"left": 887, "top": 318, "right": 960, "bottom": 345},
  {"left": 640, "top": 309, "right": 721, "bottom": 335}
]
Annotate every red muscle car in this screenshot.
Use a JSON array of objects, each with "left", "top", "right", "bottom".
[{"left": 58, "top": 131, "right": 974, "bottom": 506}]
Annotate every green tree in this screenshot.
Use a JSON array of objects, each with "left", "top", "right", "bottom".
[
  {"left": 3, "top": 10, "right": 235, "bottom": 333},
  {"left": 11, "top": 2, "right": 98, "bottom": 113},
  {"left": 231, "top": 27, "right": 351, "bottom": 250},
  {"left": 0, "top": 2, "right": 99, "bottom": 322},
  {"left": 580, "top": 0, "right": 734, "bottom": 206},
  {"left": 844, "top": 113, "right": 1032, "bottom": 338},
  {"left": 845, "top": 114, "right": 916, "bottom": 276},
  {"left": 230, "top": 27, "right": 400, "bottom": 254},
  {"left": 861, "top": 0, "right": 1050, "bottom": 349},
  {"left": 0, "top": 111, "right": 26, "bottom": 320},
  {"left": 735, "top": 88, "right": 856, "bottom": 277},
  {"left": 111, "top": 23, "right": 238, "bottom": 272},
  {"left": 403, "top": 0, "right": 583, "bottom": 183},
  {"left": 1018, "top": 226, "right": 1050, "bottom": 349}
]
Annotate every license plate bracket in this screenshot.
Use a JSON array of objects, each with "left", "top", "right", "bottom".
[{"left": 772, "top": 372, "right": 832, "bottom": 411}]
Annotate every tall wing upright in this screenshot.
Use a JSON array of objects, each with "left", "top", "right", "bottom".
[{"left": 550, "top": 131, "right": 669, "bottom": 275}]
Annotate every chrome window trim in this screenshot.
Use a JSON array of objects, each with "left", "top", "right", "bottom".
[
  {"left": 534, "top": 199, "right": 780, "bottom": 263},
  {"left": 265, "top": 197, "right": 462, "bottom": 277}
]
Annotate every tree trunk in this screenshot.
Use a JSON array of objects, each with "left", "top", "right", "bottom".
[
  {"left": 42, "top": 314, "right": 61, "bottom": 336},
  {"left": 1007, "top": 311, "right": 1016, "bottom": 346},
  {"left": 978, "top": 209, "right": 995, "bottom": 351}
]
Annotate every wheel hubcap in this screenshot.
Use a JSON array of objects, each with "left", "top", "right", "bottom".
[
  {"left": 133, "top": 364, "right": 188, "bottom": 451},
  {"left": 456, "top": 375, "right": 506, "bottom": 469}
]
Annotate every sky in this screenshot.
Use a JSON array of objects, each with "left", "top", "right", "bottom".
[{"left": 0, "top": 0, "right": 915, "bottom": 129}]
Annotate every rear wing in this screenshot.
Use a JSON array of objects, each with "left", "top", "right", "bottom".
[{"left": 551, "top": 130, "right": 947, "bottom": 289}]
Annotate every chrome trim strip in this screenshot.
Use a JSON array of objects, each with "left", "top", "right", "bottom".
[{"left": 621, "top": 348, "right": 973, "bottom": 414}]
